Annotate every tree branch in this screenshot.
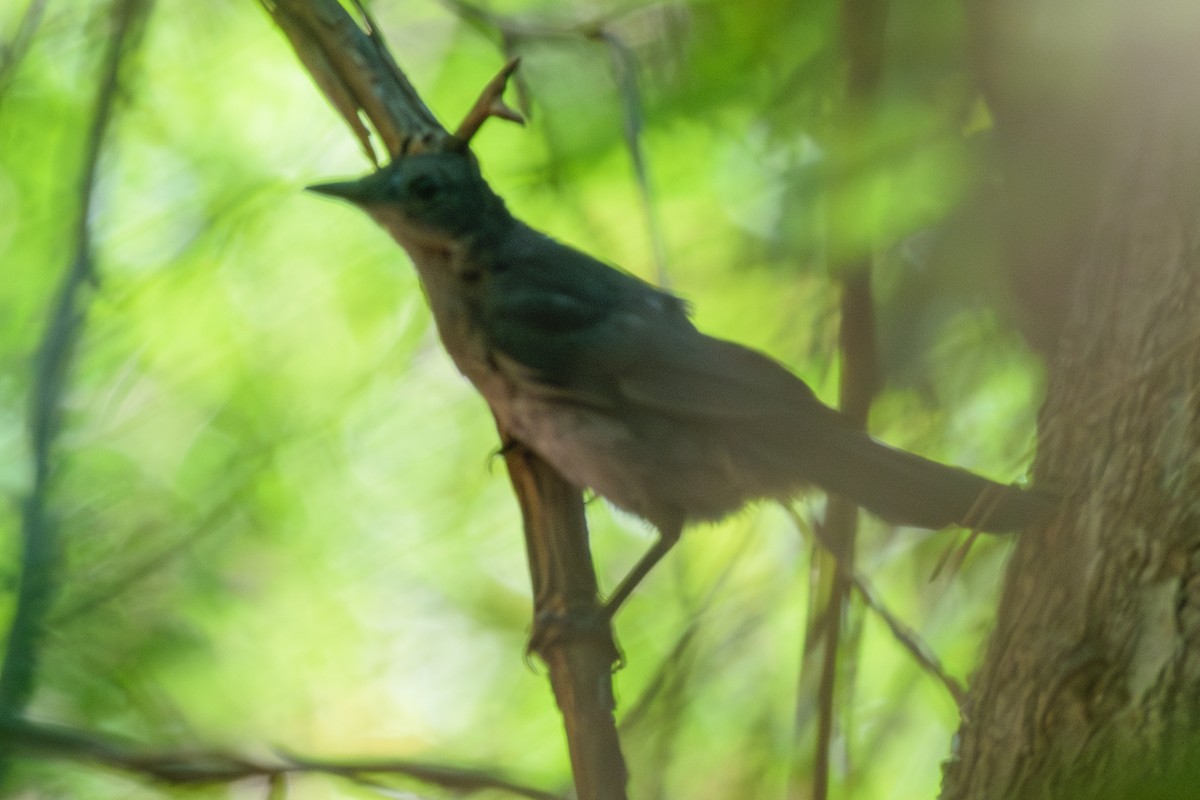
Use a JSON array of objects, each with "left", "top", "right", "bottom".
[
  {"left": 0, "top": 716, "right": 560, "bottom": 799},
  {"left": 0, "top": 0, "right": 49, "bottom": 108},
  {"left": 0, "top": 0, "right": 152, "bottom": 737},
  {"left": 261, "top": 0, "right": 447, "bottom": 160},
  {"left": 501, "top": 435, "right": 627, "bottom": 800},
  {"left": 798, "top": 0, "right": 888, "bottom": 796},
  {"left": 790, "top": 509, "right": 966, "bottom": 706}
]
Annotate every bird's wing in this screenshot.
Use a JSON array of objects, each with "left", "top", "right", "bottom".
[
  {"left": 481, "top": 227, "right": 833, "bottom": 423},
  {"left": 481, "top": 226, "right": 683, "bottom": 401},
  {"left": 614, "top": 326, "right": 831, "bottom": 420}
]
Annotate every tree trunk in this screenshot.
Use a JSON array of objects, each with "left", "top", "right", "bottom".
[{"left": 944, "top": 2, "right": 1200, "bottom": 798}]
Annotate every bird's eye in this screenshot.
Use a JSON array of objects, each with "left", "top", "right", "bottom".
[{"left": 407, "top": 174, "right": 440, "bottom": 201}]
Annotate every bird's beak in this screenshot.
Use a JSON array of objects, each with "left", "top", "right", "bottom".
[{"left": 306, "top": 169, "right": 389, "bottom": 205}]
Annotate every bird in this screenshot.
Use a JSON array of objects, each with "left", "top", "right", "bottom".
[{"left": 309, "top": 150, "right": 1053, "bottom": 614}]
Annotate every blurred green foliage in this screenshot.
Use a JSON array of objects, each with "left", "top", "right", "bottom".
[{"left": 0, "top": 0, "right": 1042, "bottom": 797}]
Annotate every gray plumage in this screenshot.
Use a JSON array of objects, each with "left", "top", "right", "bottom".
[{"left": 310, "top": 152, "right": 1052, "bottom": 608}]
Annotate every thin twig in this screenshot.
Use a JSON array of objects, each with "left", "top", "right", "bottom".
[
  {"left": 0, "top": 0, "right": 152, "bottom": 726},
  {"left": 439, "top": 0, "right": 671, "bottom": 285},
  {"left": 619, "top": 526, "right": 757, "bottom": 732},
  {"left": 0, "top": 717, "right": 560, "bottom": 799},
  {"left": 0, "top": 0, "right": 49, "bottom": 108},
  {"left": 845, "top": 560, "right": 967, "bottom": 705},
  {"left": 439, "top": 0, "right": 609, "bottom": 42},
  {"left": 803, "top": 248, "right": 880, "bottom": 800},
  {"left": 807, "top": 499, "right": 855, "bottom": 800},
  {"left": 596, "top": 30, "right": 671, "bottom": 288},
  {"left": 788, "top": 508, "right": 966, "bottom": 705},
  {"left": 452, "top": 57, "right": 524, "bottom": 145},
  {"left": 283, "top": 752, "right": 562, "bottom": 799}
]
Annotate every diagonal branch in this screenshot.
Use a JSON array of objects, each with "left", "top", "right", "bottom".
[
  {"left": 262, "top": 0, "right": 447, "bottom": 159},
  {"left": 789, "top": 508, "right": 966, "bottom": 705}
]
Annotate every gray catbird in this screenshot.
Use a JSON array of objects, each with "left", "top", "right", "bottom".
[{"left": 310, "top": 151, "right": 1052, "bottom": 613}]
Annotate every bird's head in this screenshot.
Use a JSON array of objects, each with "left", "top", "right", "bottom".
[{"left": 308, "top": 151, "right": 511, "bottom": 248}]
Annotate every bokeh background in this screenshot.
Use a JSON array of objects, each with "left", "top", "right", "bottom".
[{"left": 0, "top": 0, "right": 1042, "bottom": 797}]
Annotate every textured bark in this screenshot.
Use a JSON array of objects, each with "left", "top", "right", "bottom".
[
  {"left": 944, "top": 3, "right": 1200, "bottom": 798},
  {"left": 503, "top": 437, "right": 627, "bottom": 800}
]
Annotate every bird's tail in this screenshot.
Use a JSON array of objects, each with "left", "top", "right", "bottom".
[{"left": 806, "top": 426, "right": 1052, "bottom": 532}]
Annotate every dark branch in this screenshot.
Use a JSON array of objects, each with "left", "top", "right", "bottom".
[
  {"left": 0, "top": 0, "right": 153, "bottom": 734},
  {"left": 0, "top": 717, "right": 561, "bottom": 799},
  {"left": 801, "top": 1, "right": 890, "bottom": 794},
  {"left": 0, "top": 0, "right": 49, "bottom": 108}
]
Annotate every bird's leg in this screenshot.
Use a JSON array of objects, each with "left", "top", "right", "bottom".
[{"left": 603, "top": 518, "right": 683, "bottom": 619}]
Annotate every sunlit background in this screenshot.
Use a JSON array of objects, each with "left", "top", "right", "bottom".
[{"left": 1, "top": 0, "right": 1042, "bottom": 797}]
